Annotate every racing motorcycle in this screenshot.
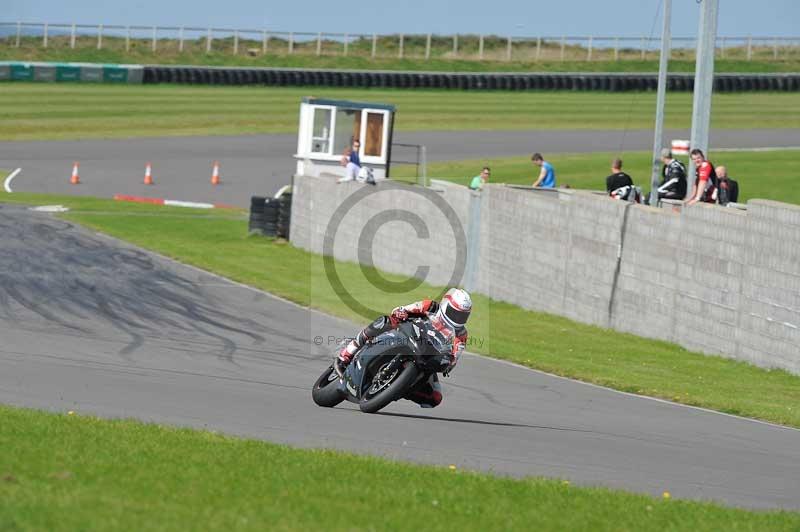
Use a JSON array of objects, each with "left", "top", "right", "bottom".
[{"left": 311, "top": 316, "right": 454, "bottom": 414}]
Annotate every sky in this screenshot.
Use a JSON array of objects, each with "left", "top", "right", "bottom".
[{"left": 4, "top": 0, "right": 798, "bottom": 38}]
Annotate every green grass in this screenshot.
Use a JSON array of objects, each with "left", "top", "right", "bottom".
[
  {"left": 395, "top": 149, "right": 800, "bottom": 205},
  {"left": 1, "top": 190, "right": 799, "bottom": 428},
  {"left": 2, "top": 405, "right": 797, "bottom": 531},
  {"left": 1, "top": 83, "right": 799, "bottom": 140},
  {"left": 4, "top": 34, "right": 800, "bottom": 72}
]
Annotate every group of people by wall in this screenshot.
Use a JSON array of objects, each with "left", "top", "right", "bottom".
[{"left": 468, "top": 149, "right": 740, "bottom": 207}]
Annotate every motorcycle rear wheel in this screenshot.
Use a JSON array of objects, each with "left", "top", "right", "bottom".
[
  {"left": 312, "top": 365, "right": 346, "bottom": 408},
  {"left": 359, "top": 360, "right": 419, "bottom": 414}
]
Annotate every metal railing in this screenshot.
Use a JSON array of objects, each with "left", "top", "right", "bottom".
[{"left": 2, "top": 21, "right": 799, "bottom": 62}]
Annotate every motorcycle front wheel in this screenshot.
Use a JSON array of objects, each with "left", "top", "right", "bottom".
[
  {"left": 312, "top": 365, "right": 346, "bottom": 408},
  {"left": 359, "top": 360, "right": 419, "bottom": 414}
]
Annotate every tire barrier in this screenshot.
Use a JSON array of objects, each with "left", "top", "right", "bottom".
[
  {"left": 6, "top": 61, "right": 795, "bottom": 92},
  {"left": 277, "top": 192, "right": 292, "bottom": 240},
  {"left": 248, "top": 195, "right": 279, "bottom": 237}
]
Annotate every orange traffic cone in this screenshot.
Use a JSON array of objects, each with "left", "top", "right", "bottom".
[
  {"left": 211, "top": 161, "right": 220, "bottom": 186},
  {"left": 143, "top": 162, "right": 153, "bottom": 185},
  {"left": 70, "top": 162, "right": 80, "bottom": 185}
]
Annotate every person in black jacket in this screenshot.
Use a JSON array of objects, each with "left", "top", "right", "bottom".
[
  {"left": 606, "top": 158, "right": 634, "bottom": 199},
  {"left": 657, "top": 148, "right": 688, "bottom": 200},
  {"left": 715, "top": 165, "right": 739, "bottom": 205}
]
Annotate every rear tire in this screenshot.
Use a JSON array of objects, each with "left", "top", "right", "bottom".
[
  {"left": 312, "top": 366, "right": 346, "bottom": 408},
  {"left": 359, "top": 361, "right": 419, "bottom": 414}
]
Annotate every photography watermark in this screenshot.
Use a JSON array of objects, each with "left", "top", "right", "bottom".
[
  {"left": 322, "top": 181, "right": 468, "bottom": 321},
  {"left": 312, "top": 334, "right": 486, "bottom": 350}
]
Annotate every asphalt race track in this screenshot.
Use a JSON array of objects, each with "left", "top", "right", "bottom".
[
  {"left": 1, "top": 205, "right": 798, "bottom": 510},
  {"left": 2, "top": 128, "right": 799, "bottom": 206}
]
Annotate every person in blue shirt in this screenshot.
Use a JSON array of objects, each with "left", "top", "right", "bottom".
[{"left": 531, "top": 153, "right": 556, "bottom": 188}]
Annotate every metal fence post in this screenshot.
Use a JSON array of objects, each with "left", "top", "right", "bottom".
[
  {"left": 560, "top": 35, "right": 565, "bottom": 61},
  {"left": 614, "top": 36, "right": 619, "bottom": 60},
  {"left": 421, "top": 145, "right": 428, "bottom": 188},
  {"left": 587, "top": 36, "right": 593, "bottom": 61},
  {"left": 43, "top": 23, "right": 48, "bottom": 48},
  {"left": 425, "top": 33, "right": 431, "bottom": 59},
  {"left": 71, "top": 23, "right": 76, "bottom": 49},
  {"left": 152, "top": 26, "right": 157, "bottom": 52},
  {"left": 343, "top": 33, "right": 348, "bottom": 56},
  {"left": 263, "top": 30, "right": 268, "bottom": 54},
  {"left": 371, "top": 33, "right": 376, "bottom": 58},
  {"left": 179, "top": 26, "right": 184, "bottom": 53},
  {"left": 316, "top": 32, "right": 321, "bottom": 56},
  {"left": 234, "top": 30, "right": 239, "bottom": 55},
  {"left": 478, "top": 34, "right": 484, "bottom": 59},
  {"left": 98, "top": 24, "right": 103, "bottom": 50},
  {"left": 773, "top": 38, "right": 778, "bottom": 60},
  {"left": 398, "top": 34, "right": 404, "bottom": 59},
  {"left": 126, "top": 26, "right": 130, "bottom": 52},
  {"left": 15, "top": 21, "right": 21, "bottom": 48},
  {"left": 535, "top": 36, "right": 541, "bottom": 61},
  {"left": 206, "top": 27, "right": 212, "bottom": 53},
  {"left": 453, "top": 34, "right": 458, "bottom": 57},
  {"left": 506, "top": 36, "right": 512, "bottom": 61},
  {"left": 641, "top": 36, "right": 646, "bottom": 59},
  {"left": 746, "top": 35, "right": 752, "bottom": 61},
  {"left": 288, "top": 32, "right": 294, "bottom": 54}
]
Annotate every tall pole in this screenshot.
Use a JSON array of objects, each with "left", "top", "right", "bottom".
[
  {"left": 650, "top": 0, "right": 672, "bottom": 204},
  {"left": 687, "top": 0, "right": 719, "bottom": 197}
]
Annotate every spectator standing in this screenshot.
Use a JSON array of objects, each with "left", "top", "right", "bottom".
[
  {"left": 657, "top": 148, "right": 688, "bottom": 200},
  {"left": 715, "top": 165, "right": 740, "bottom": 206},
  {"left": 687, "top": 148, "right": 717, "bottom": 205},
  {"left": 469, "top": 167, "right": 490, "bottom": 190},
  {"left": 531, "top": 153, "right": 556, "bottom": 188}
]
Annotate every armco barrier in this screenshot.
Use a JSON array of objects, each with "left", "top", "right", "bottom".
[{"left": 290, "top": 175, "right": 800, "bottom": 375}]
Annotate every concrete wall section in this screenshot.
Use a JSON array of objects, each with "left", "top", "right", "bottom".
[{"left": 291, "top": 174, "right": 800, "bottom": 374}]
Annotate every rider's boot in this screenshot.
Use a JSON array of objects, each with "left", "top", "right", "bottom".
[{"left": 334, "top": 340, "right": 358, "bottom": 377}]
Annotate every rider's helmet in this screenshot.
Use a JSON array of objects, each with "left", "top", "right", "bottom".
[{"left": 436, "top": 288, "right": 472, "bottom": 328}]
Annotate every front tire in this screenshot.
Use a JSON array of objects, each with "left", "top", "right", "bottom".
[
  {"left": 359, "top": 360, "right": 419, "bottom": 414},
  {"left": 312, "top": 365, "right": 346, "bottom": 408}
]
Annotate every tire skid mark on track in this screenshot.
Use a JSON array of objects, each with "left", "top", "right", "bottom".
[{"left": 0, "top": 207, "right": 281, "bottom": 363}]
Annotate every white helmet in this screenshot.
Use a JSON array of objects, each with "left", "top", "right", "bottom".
[{"left": 437, "top": 288, "right": 472, "bottom": 328}]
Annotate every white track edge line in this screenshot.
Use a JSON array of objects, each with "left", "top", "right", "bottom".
[
  {"left": 4, "top": 168, "right": 21, "bottom": 193},
  {"left": 85, "top": 226, "right": 799, "bottom": 433}
]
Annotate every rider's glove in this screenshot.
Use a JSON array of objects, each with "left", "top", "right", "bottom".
[{"left": 390, "top": 306, "right": 409, "bottom": 322}]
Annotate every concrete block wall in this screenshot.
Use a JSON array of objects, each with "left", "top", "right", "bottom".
[
  {"left": 291, "top": 174, "right": 800, "bottom": 374},
  {"left": 290, "top": 175, "right": 471, "bottom": 287}
]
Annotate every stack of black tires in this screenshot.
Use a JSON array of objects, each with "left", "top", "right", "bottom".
[
  {"left": 277, "top": 193, "right": 292, "bottom": 239},
  {"left": 248, "top": 196, "right": 279, "bottom": 237},
  {"left": 248, "top": 193, "right": 292, "bottom": 238}
]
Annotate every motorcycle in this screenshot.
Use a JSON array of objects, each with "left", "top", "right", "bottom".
[{"left": 312, "top": 316, "right": 454, "bottom": 414}]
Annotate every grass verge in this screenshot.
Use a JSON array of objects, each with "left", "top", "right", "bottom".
[
  {"left": 1, "top": 190, "right": 799, "bottom": 428},
  {"left": 394, "top": 149, "right": 800, "bottom": 205},
  {"left": 1, "top": 83, "right": 799, "bottom": 140},
  {"left": 2, "top": 404, "right": 797, "bottom": 531}
]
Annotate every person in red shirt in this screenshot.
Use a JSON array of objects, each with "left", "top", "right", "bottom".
[
  {"left": 687, "top": 148, "right": 717, "bottom": 205},
  {"left": 335, "top": 288, "right": 471, "bottom": 408}
]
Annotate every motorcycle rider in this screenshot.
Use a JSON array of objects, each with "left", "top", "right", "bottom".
[{"left": 334, "top": 288, "right": 472, "bottom": 408}]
